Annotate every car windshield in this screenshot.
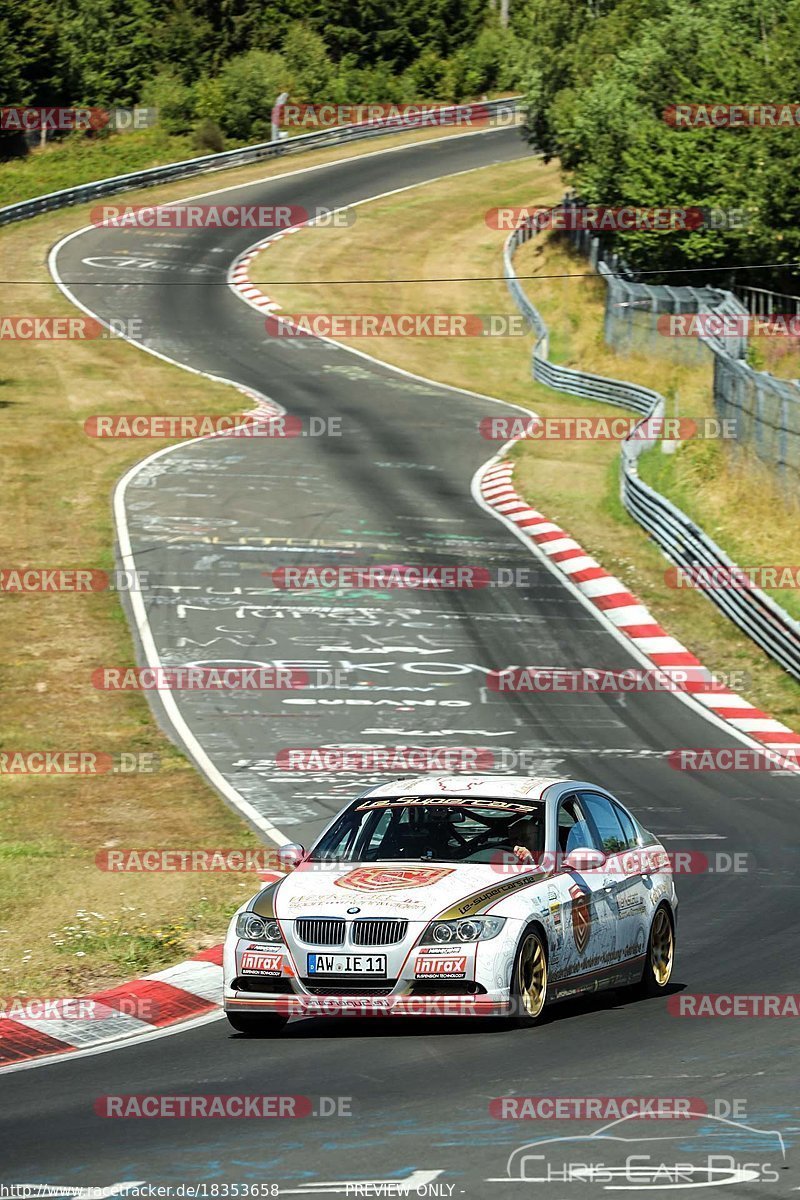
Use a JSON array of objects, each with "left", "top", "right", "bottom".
[{"left": 310, "top": 796, "right": 546, "bottom": 864}]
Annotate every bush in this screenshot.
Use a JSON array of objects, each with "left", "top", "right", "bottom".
[
  {"left": 282, "top": 24, "right": 335, "bottom": 100},
  {"left": 193, "top": 118, "right": 224, "bottom": 153},
  {"left": 402, "top": 50, "right": 460, "bottom": 102},
  {"left": 215, "top": 50, "right": 288, "bottom": 141},
  {"left": 140, "top": 70, "right": 195, "bottom": 135},
  {"left": 337, "top": 61, "right": 413, "bottom": 105},
  {"left": 459, "top": 26, "right": 527, "bottom": 95},
  {"left": 194, "top": 76, "right": 226, "bottom": 128}
]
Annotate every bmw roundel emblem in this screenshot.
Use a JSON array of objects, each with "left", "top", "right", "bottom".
[{"left": 347, "top": 906, "right": 361, "bottom": 914}]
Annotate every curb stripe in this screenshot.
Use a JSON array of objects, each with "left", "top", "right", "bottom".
[{"left": 479, "top": 460, "right": 800, "bottom": 757}]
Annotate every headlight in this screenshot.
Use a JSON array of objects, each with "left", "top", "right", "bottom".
[
  {"left": 236, "top": 913, "right": 283, "bottom": 942},
  {"left": 420, "top": 916, "right": 506, "bottom": 945}
]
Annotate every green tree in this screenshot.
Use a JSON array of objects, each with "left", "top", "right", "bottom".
[
  {"left": 140, "top": 70, "right": 196, "bottom": 134},
  {"left": 282, "top": 23, "right": 334, "bottom": 99},
  {"left": 215, "top": 49, "right": 287, "bottom": 140}
]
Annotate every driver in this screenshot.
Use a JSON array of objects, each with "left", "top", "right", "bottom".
[
  {"left": 509, "top": 815, "right": 545, "bottom": 865},
  {"left": 418, "top": 806, "right": 459, "bottom": 858}
]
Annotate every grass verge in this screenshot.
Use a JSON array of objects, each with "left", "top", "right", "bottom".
[{"left": 250, "top": 157, "right": 800, "bottom": 730}]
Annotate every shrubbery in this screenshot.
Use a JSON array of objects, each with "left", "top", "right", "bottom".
[{"left": 519, "top": 0, "right": 800, "bottom": 289}]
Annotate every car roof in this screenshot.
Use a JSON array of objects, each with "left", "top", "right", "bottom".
[{"left": 362, "top": 774, "right": 565, "bottom": 801}]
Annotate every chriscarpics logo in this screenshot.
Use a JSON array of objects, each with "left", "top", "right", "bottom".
[{"left": 488, "top": 1112, "right": 788, "bottom": 1189}]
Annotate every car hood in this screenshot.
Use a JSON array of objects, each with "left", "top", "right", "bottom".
[{"left": 260, "top": 860, "right": 541, "bottom": 921}]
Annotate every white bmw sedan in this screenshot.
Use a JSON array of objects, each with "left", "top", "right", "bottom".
[{"left": 223, "top": 775, "right": 676, "bottom": 1033}]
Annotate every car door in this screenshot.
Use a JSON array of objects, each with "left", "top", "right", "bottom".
[
  {"left": 548, "top": 793, "right": 618, "bottom": 990},
  {"left": 577, "top": 790, "right": 650, "bottom": 972}
]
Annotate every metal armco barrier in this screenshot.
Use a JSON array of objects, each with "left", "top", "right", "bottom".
[
  {"left": 0, "top": 100, "right": 520, "bottom": 227},
  {"left": 504, "top": 219, "right": 800, "bottom": 682}
]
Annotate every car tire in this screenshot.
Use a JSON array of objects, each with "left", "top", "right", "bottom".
[
  {"left": 634, "top": 904, "right": 675, "bottom": 996},
  {"left": 226, "top": 1012, "right": 289, "bottom": 1035},
  {"left": 511, "top": 926, "right": 549, "bottom": 1026}
]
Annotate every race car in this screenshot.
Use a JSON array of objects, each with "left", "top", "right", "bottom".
[{"left": 223, "top": 775, "right": 676, "bottom": 1033}]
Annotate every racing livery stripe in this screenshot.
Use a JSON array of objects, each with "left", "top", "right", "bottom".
[
  {"left": 252, "top": 878, "right": 283, "bottom": 919},
  {"left": 435, "top": 871, "right": 544, "bottom": 920}
]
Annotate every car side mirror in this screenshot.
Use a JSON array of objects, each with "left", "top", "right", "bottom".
[
  {"left": 277, "top": 843, "right": 306, "bottom": 871},
  {"left": 563, "top": 847, "right": 607, "bottom": 873}
]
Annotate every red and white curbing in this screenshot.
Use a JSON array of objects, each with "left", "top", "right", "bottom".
[
  {"left": 0, "top": 877, "right": 285, "bottom": 1067},
  {"left": 228, "top": 222, "right": 308, "bottom": 313},
  {"left": 0, "top": 945, "right": 224, "bottom": 1067},
  {"left": 480, "top": 458, "right": 800, "bottom": 760}
]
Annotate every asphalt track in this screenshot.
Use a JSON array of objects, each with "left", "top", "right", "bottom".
[{"left": 2, "top": 127, "right": 799, "bottom": 1195}]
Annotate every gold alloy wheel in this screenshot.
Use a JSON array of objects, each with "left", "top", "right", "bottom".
[
  {"left": 518, "top": 932, "right": 548, "bottom": 1018},
  {"left": 650, "top": 907, "right": 674, "bottom": 987}
]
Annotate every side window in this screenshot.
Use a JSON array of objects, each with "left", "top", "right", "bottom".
[
  {"left": 579, "top": 792, "right": 629, "bottom": 855},
  {"left": 557, "top": 795, "right": 598, "bottom": 854},
  {"left": 610, "top": 801, "right": 640, "bottom": 850}
]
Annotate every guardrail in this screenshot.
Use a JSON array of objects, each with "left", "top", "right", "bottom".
[
  {"left": 504, "top": 219, "right": 800, "bottom": 682},
  {"left": 0, "top": 99, "right": 520, "bottom": 228},
  {"left": 735, "top": 284, "right": 800, "bottom": 317}
]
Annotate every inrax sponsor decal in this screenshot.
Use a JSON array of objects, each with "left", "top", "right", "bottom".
[
  {"left": 356, "top": 797, "right": 539, "bottom": 813},
  {"left": 569, "top": 884, "right": 592, "bottom": 954},
  {"left": 251, "top": 879, "right": 283, "bottom": 918},
  {"left": 414, "top": 955, "right": 467, "bottom": 977},
  {"left": 334, "top": 866, "right": 454, "bottom": 891},
  {"left": 436, "top": 872, "right": 542, "bottom": 921},
  {"left": 241, "top": 951, "right": 283, "bottom": 975}
]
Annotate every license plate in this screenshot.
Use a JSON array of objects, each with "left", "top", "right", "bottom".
[{"left": 307, "top": 953, "right": 387, "bottom": 976}]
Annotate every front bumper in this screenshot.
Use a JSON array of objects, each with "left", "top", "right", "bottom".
[
  {"left": 224, "top": 911, "right": 522, "bottom": 1017},
  {"left": 224, "top": 991, "right": 515, "bottom": 1018}
]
